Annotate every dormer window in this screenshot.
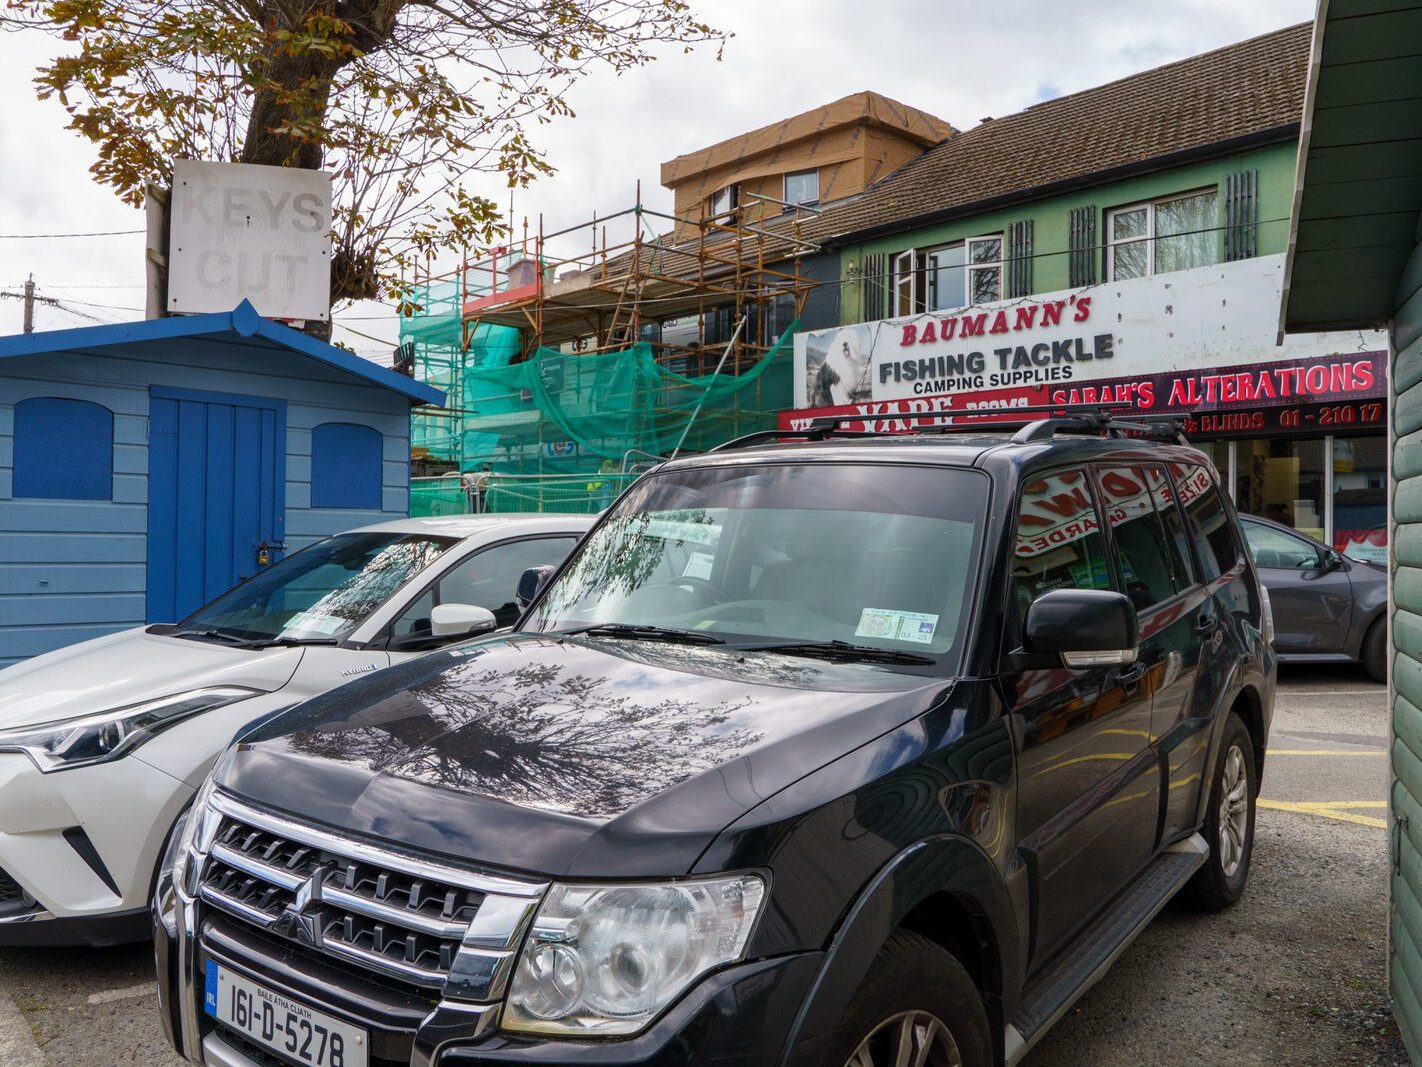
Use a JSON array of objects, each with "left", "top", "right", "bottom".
[
  {"left": 710, "top": 184, "right": 738, "bottom": 216},
  {"left": 784, "top": 169, "right": 819, "bottom": 206}
]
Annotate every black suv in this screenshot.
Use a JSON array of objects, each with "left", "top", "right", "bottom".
[{"left": 155, "top": 410, "right": 1275, "bottom": 1067}]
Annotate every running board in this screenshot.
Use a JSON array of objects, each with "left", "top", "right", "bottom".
[{"left": 1004, "top": 833, "right": 1208, "bottom": 1066}]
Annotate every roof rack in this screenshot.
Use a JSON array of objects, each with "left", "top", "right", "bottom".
[{"left": 709, "top": 403, "right": 1194, "bottom": 452}]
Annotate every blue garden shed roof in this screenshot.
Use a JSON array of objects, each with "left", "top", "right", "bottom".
[{"left": 0, "top": 300, "right": 444, "bottom": 406}]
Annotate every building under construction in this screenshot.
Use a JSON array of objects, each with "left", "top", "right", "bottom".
[{"left": 399, "top": 91, "right": 954, "bottom": 514}]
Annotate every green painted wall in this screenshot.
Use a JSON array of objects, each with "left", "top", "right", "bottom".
[
  {"left": 836, "top": 140, "right": 1298, "bottom": 325},
  {"left": 1392, "top": 238, "right": 1422, "bottom": 1058}
]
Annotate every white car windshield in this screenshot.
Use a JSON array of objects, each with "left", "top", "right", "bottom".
[
  {"left": 527, "top": 462, "right": 987, "bottom": 671},
  {"left": 174, "top": 533, "right": 455, "bottom": 646}
]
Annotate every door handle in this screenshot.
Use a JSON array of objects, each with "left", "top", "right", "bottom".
[{"left": 1117, "top": 663, "right": 1146, "bottom": 689}]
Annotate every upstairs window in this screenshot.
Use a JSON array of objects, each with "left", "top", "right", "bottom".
[
  {"left": 784, "top": 169, "right": 819, "bottom": 206},
  {"left": 709, "top": 184, "right": 738, "bottom": 216},
  {"left": 13, "top": 397, "right": 112, "bottom": 500},
  {"left": 894, "top": 234, "right": 1002, "bottom": 317},
  {"left": 966, "top": 235, "right": 1003, "bottom": 304},
  {"left": 1108, "top": 190, "right": 1218, "bottom": 280}
]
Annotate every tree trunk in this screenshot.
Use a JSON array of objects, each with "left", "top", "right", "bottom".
[
  {"left": 239, "top": 2, "right": 403, "bottom": 321},
  {"left": 241, "top": 39, "right": 344, "bottom": 335},
  {"left": 241, "top": 47, "right": 342, "bottom": 171}
]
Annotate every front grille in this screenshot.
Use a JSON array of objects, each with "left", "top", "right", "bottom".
[{"left": 199, "top": 808, "right": 487, "bottom": 990}]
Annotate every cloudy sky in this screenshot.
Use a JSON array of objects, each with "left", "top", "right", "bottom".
[{"left": 0, "top": 0, "right": 1316, "bottom": 360}]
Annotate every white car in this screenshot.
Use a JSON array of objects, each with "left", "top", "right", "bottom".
[{"left": 0, "top": 514, "right": 591, "bottom": 944}]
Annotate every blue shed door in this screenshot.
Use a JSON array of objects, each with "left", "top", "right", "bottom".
[{"left": 146, "top": 387, "right": 286, "bottom": 623}]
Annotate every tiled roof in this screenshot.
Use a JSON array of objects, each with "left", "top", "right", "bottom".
[
  {"left": 803, "top": 22, "right": 1311, "bottom": 245},
  {"left": 560, "top": 23, "right": 1312, "bottom": 293}
]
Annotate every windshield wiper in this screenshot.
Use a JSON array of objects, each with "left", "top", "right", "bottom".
[
  {"left": 556, "top": 623, "right": 725, "bottom": 646},
  {"left": 171, "top": 629, "right": 250, "bottom": 646},
  {"left": 170, "top": 629, "right": 338, "bottom": 649},
  {"left": 244, "top": 636, "right": 340, "bottom": 649},
  {"left": 732, "top": 639, "right": 936, "bottom": 666}
]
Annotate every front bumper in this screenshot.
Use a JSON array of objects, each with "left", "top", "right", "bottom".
[
  {"left": 0, "top": 750, "right": 192, "bottom": 938},
  {"left": 156, "top": 882, "right": 821, "bottom": 1066}
]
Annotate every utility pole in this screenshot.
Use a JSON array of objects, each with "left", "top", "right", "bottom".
[{"left": 0, "top": 277, "right": 62, "bottom": 332}]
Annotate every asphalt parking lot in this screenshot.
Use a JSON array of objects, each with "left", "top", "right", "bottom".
[{"left": 0, "top": 665, "right": 1407, "bottom": 1066}]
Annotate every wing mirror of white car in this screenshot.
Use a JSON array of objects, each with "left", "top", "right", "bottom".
[{"left": 430, "top": 603, "right": 498, "bottom": 639}]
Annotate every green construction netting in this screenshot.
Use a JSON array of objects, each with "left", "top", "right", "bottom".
[
  {"left": 403, "top": 277, "right": 524, "bottom": 458},
  {"left": 454, "top": 330, "right": 794, "bottom": 476},
  {"left": 402, "top": 288, "right": 796, "bottom": 479}
]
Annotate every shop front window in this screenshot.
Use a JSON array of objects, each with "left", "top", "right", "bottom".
[
  {"left": 1333, "top": 435, "right": 1388, "bottom": 563},
  {"left": 1233, "top": 438, "right": 1327, "bottom": 542}
]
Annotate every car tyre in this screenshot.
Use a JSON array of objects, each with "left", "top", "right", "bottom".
[
  {"left": 1362, "top": 618, "right": 1387, "bottom": 683},
  {"left": 1186, "top": 712, "right": 1256, "bottom": 911},
  {"left": 830, "top": 930, "right": 991, "bottom": 1067}
]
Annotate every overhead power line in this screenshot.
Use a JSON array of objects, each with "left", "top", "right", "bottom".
[{"left": 0, "top": 228, "right": 143, "bottom": 240}]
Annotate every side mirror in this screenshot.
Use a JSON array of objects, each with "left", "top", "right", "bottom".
[
  {"left": 516, "top": 565, "right": 556, "bottom": 610},
  {"left": 1318, "top": 550, "right": 1344, "bottom": 573},
  {"left": 430, "top": 603, "right": 497, "bottom": 639},
  {"left": 1024, "top": 589, "right": 1139, "bottom": 668}
]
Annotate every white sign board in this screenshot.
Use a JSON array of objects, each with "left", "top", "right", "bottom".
[
  {"left": 168, "top": 159, "right": 332, "bottom": 321},
  {"left": 793, "top": 255, "right": 1382, "bottom": 408}
]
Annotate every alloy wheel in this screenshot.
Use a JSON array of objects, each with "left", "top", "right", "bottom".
[
  {"left": 1218, "top": 743, "right": 1250, "bottom": 878},
  {"left": 845, "top": 1010, "right": 963, "bottom": 1067}
]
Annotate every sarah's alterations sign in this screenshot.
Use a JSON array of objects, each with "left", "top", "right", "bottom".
[
  {"left": 790, "top": 255, "right": 1387, "bottom": 433},
  {"left": 168, "top": 159, "right": 332, "bottom": 321}
]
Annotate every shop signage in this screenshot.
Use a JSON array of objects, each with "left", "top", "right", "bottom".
[
  {"left": 780, "top": 350, "right": 1387, "bottom": 438},
  {"left": 794, "top": 254, "right": 1385, "bottom": 410},
  {"left": 168, "top": 159, "right": 333, "bottom": 321}
]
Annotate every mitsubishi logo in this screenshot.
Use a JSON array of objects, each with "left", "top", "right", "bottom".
[{"left": 270, "top": 866, "right": 327, "bottom": 946}]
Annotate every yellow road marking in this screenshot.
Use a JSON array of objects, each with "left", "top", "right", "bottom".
[
  {"left": 1258, "top": 799, "right": 1387, "bottom": 829},
  {"left": 1266, "top": 748, "right": 1386, "bottom": 756}
]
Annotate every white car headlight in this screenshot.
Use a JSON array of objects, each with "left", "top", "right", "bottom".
[
  {"left": 502, "top": 873, "right": 765, "bottom": 1037},
  {"left": 0, "top": 687, "right": 259, "bottom": 773}
]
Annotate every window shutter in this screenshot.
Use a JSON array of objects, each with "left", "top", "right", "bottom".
[
  {"left": 1069, "top": 205, "right": 1098, "bottom": 287},
  {"left": 1224, "top": 170, "right": 1258, "bottom": 261},
  {"left": 1006, "top": 220, "right": 1034, "bottom": 298}
]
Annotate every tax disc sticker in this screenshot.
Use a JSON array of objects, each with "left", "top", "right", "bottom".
[{"left": 855, "top": 608, "right": 939, "bottom": 644}]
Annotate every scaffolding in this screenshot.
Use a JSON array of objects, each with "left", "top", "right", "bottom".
[{"left": 402, "top": 188, "right": 818, "bottom": 513}]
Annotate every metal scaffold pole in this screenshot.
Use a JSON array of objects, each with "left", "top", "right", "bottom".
[{"left": 670, "top": 312, "right": 748, "bottom": 460}]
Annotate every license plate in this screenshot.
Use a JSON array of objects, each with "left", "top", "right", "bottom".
[{"left": 204, "top": 961, "right": 368, "bottom": 1067}]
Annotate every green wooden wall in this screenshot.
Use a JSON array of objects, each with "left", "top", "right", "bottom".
[
  {"left": 1393, "top": 238, "right": 1422, "bottom": 1056},
  {"left": 836, "top": 140, "right": 1298, "bottom": 325}
]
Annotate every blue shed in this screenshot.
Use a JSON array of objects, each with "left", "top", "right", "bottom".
[{"left": 0, "top": 301, "right": 443, "bottom": 667}]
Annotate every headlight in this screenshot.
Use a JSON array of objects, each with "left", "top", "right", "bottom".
[
  {"left": 502, "top": 873, "right": 765, "bottom": 1037},
  {"left": 0, "top": 687, "right": 259, "bottom": 773},
  {"left": 168, "top": 773, "right": 222, "bottom": 899}
]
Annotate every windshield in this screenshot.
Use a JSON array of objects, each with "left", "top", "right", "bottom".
[
  {"left": 527, "top": 462, "right": 988, "bottom": 671},
  {"left": 177, "top": 533, "right": 455, "bottom": 644}
]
